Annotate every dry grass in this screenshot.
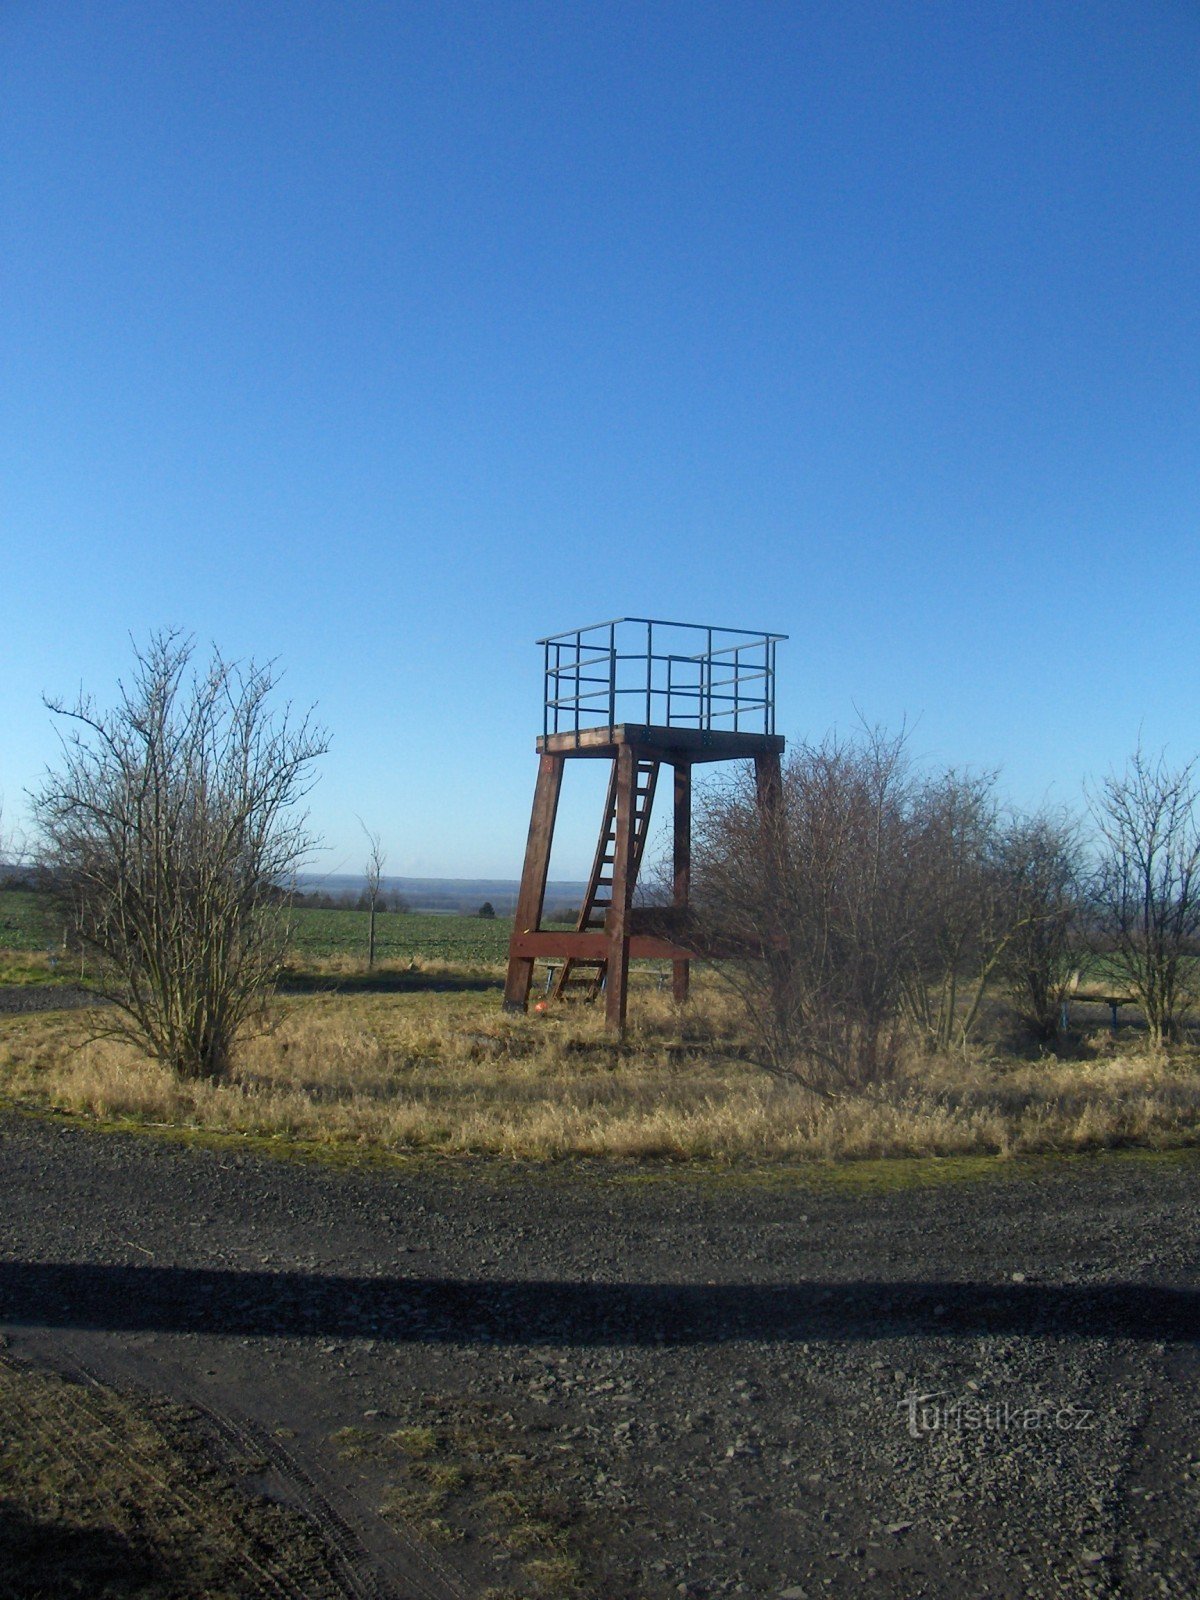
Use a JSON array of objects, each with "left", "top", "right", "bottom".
[
  {"left": 2, "top": 963, "right": 1200, "bottom": 1164},
  {"left": 0, "top": 1355, "right": 349, "bottom": 1596}
]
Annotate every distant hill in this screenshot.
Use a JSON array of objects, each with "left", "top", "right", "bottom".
[{"left": 295, "top": 874, "right": 587, "bottom": 915}]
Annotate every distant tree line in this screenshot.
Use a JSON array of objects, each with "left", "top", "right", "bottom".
[{"left": 283, "top": 886, "right": 410, "bottom": 914}]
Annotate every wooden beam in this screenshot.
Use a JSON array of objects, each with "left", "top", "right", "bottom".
[
  {"left": 503, "top": 752, "right": 564, "bottom": 1011},
  {"left": 754, "top": 748, "right": 783, "bottom": 813},
  {"left": 509, "top": 931, "right": 701, "bottom": 962},
  {"left": 672, "top": 760, "right": 691, "bottom": 1003},
  {"left": 538, "top": 724, "right": 785, "bottom": 762}
]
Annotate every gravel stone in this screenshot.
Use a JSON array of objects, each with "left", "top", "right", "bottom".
[{"left": 1, "top": 1112, "right": 1198, "bottom": 1596}]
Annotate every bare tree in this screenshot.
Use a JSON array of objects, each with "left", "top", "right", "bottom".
[
  {"left": 1088, "top": 746, "right": 1200, "bottom": 1047},
  {"left": 32, "top": 632, "right": 328, "bottom": 1080},
  {"left": 0, "top": 800, "right": 20, "bottom": 889},
  {"left": 900, "top": 769, "right": 1015, "bottom": 1053},
  {"left": 691, "top": 730, "right": 919, "bottom": 1093},
  {"left": 692, "top": 734, "right": 1066, "bottom": 1079},
  {"left": 996, "top": 809, "right": 1085, "bottom": 1045},
  {"left": 0, "top": 796, "right": 30, "bottom": 886},
  {"left": 358, "top": 819, "right": 387, "bottom": 970}
]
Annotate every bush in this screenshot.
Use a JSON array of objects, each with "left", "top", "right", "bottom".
[{"left": 32, "top": 632, "right": 328, "bottom": 1080}]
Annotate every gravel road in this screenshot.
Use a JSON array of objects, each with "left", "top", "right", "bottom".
[{"left": 1, "top": 1112, "right": 1197, "bottom": 1598}]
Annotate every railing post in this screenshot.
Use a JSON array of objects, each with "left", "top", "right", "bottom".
[
  {"left": 705, "top": 627, "right": 713, "bottom": 729},
  {"left": 579, "top": 630, "right": 588, "bottom": 742},
  {"left": 608, "top": 621, "right": 617, "bottom": 730},
  {"left": 645, "top": 620, "right": 653, "bottom": 726},
  {"left": 537, "top": 619, "right": 783, "bottom": 739}
]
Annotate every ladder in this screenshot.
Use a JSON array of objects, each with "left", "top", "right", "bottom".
[{"left": 552, "top": 756, "right": 660, "bottom": 1001}]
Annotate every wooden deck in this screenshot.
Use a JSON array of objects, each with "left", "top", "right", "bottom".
[{"left": 537, "top": 723, "right": 786, "bottom": 762}]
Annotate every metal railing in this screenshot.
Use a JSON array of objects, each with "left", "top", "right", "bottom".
[{"left": 538, "top": 617, "right": 786, "bottom": 740}]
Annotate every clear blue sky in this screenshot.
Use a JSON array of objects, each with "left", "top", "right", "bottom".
[{"left": 3, "top": 2, "right": 1197, "bottom": 881}]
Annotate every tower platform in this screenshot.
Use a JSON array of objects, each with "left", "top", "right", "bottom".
[
  {"left": 505, "top": 618, "right": 787, "bottom": 1032},
  {"left": 538, "top": 724, "right": 785, "bottom": 760}
]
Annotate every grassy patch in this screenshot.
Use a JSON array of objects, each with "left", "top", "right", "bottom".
[
  {"left": 2, "top": 979, "right": 1200, "bottom": 1172},
  {"left": 0, "top": 889, "right": 57, "bottom": 953},
  {"left": 0, "top": 890, "right": 585, "bottom": 987},
  {"left": 0, "top": 950, "right": 89, "bottom": 987},
  {"left": 284, "top": 906, "right": 516, "bottom": 966},
  {"left": 391, "top": 1424, "right": 437, "bottom": 1457},
  {"left": 363, "top": 1396, "right": 591, "bottom": 1595},
  {"left": 0, "top": 1354, "right": 348, "bottom": 1597}
]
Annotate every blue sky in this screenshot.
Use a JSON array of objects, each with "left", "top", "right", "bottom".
[{"left": 2, "top": 2, "right": 1197, "bottom": 880}]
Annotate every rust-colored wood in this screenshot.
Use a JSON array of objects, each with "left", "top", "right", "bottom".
[
  {"left": 510, "top": 931, "right": 700, "bottom": 961},
  {"left": 604, "top": 743, "right": 636, "bottom": 1031},
  {"left": 672, "top": 760, "right": 692, "bottom": 1003},
  {"left": 510, "top": 927, "right": 776, "bottom": 961},
  {"left": 507, "top": 726, "right": 784, "bottom": 1034},
  {"left": 754, "top": 749, "right": 783, "bottom": 813},
  {"left": 503, "top": 752, "right": 564, "bottom": 1011},
  {"left": 538, "top": 724, "right": 785, "bottom": 762}
]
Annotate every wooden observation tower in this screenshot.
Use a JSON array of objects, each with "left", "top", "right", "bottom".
[{"left": 504, "top": 617, "right": 787, "bottom": 1033}]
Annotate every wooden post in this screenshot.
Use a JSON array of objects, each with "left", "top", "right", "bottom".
[
  {"left": 605, "top": 743, "right": 637, "bottom": 1032},
  {"left": 672, "top": 760, "right": 691, "bottom": 1003},
  {"left": 509, "top": 725, "right": 784, "bottom": 1028},
  {"left": 754, "top": 749, "right": 782, "bottom": 814},
  {"left": 504, "top": 752, "right": 564, "bottom": 1011}
]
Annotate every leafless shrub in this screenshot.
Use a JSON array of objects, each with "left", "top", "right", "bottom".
[
  {"left": 1088, "top": 746, "right": 1200, "bottom": 1047},
  {"left": 31, "top": 632, "right": 328, "bottom": 1080},
  {"left": 0, "top": 797, "right": 31, "bottom": 888},
  {"left": 691, "top": 730, "right": 919, "bottom": 1093},
  {"left": 996, "top": 810, "right": 1085, "bottom": 1045},
  {"left": 359, "top": 819, "right": 387, "bottom": 970},
  {"left": 899, "top": 769, "right": 1026, "bottom": 1054},
  {"left": 691, "top": 729, "right": 1089, "bottom": 1081}
]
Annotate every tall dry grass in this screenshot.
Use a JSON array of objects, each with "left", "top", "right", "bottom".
[{"left": 2, "top": 965, "right": 1200, "bottom": 1164}]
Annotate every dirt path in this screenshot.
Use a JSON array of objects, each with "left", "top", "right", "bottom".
[{"left": 1, "top": 1112, "right": 1198, "bottom": 1598}]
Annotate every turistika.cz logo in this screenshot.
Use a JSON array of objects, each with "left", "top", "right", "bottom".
[{"left": 900, "top": 1390, "right": 1095, "bottom": 1440}]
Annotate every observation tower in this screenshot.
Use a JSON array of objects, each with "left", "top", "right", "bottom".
[{"left": 504, "top": 617, "right": 787, "bottom": 1033}]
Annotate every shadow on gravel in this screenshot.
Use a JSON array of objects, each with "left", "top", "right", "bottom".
[{"left": 2, "top": 1262, "right": 1198, "bottom": 1345}]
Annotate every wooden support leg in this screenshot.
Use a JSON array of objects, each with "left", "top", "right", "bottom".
[
  {"left": 504, "top": 753, "right": 564, "bottom": 1011},
  {"left": 605, "top": 743, "right": 636, "bottom": 1033},
  {"left": 753, "top": 747, "right": 791, "bottom": 998},
  {"left": 754, "top": 749, "right": 783, "bottom": 815},
  {"left": 672, "top": 760, "right": 691, "bottom": 1004}
]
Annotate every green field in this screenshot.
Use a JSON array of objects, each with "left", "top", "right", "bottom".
[
  {"left": 0, "top": 890, "right": 521, "bottom": 970},
  {"left": 283, "top": 905, "right": 515, "bottom": 965},
  {"left": 0, "top": 890, "right": 57, "bottom": 952}
]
